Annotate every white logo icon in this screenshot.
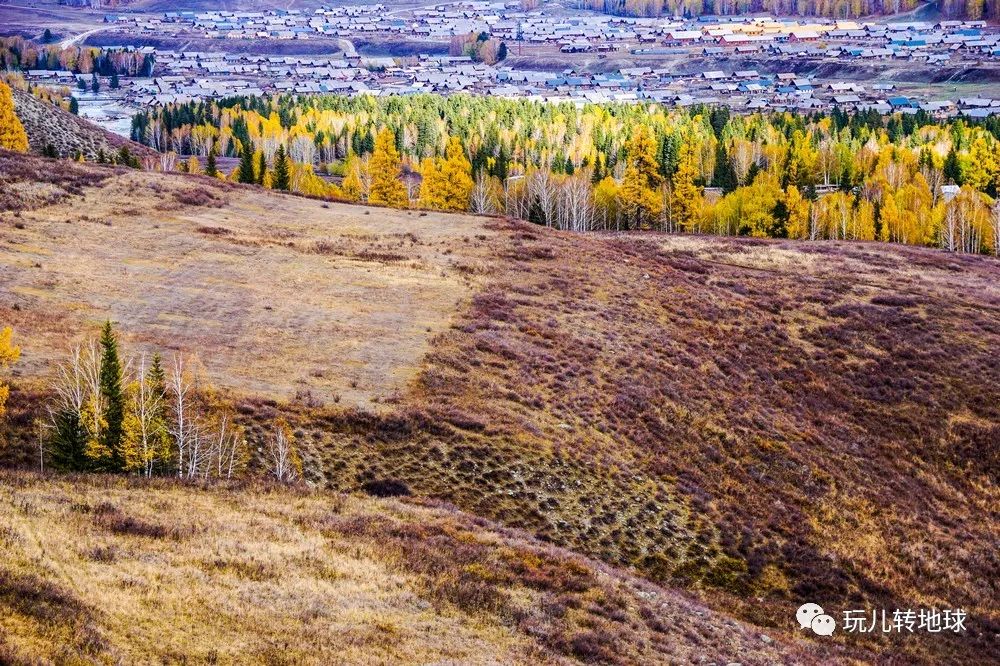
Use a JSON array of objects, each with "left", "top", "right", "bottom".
[{"left": 797, "top": 603, "right": 836, "bottom": 635}]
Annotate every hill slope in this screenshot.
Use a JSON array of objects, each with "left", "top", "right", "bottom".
[
  {"left": 0, "top": 471, "right": 830, "bottom": 665},
  {"left": 10, "top": 87, "right": 154, "bottom": 161},
  {"left": 1, "top": 153, "right": 997, "bottom": 663}
]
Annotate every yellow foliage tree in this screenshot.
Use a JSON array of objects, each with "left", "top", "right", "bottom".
[
  {"left": 0, "top": 327, "right": 20, "bottom": 419},
  {"left": 367, "top": 128, "right": 408, "bottom": 208},
  {"left": 339, "top": 153, "right": 365, "bottom": 202},
  {"left": 671, "top": 141, "right": 704, "bottom": 232},
  {"left": 0, "top": 80, "right": 29, "bottom": 153}
]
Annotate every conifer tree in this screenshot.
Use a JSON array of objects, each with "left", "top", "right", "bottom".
[
  {"left": 0, "top": 81, "right": 29, "bottom": 153},
  {"left": 340, "top": 153, "right": 364, "bottom": 201},
  {"left": 272, "top": 144, "right": 290, "bottom": 191},
  {"left": 440, "top": 137, "right": 473, "bottom": 211},
  {"left": 205, "top": 144, "right": 218, "bottom": 178},
  {"left": 237, "top": 144, "right": 256, "bottom": 184},
  {"left": 256, "top": 150, "right": 267, "bottom": 185},
  {"left": 50, "top": 408, "right": 89, "bottom": 471},
  {"left": 367, "top": 128, "right": 408, "bottom": 208},
  {"left": 671, "top": 141, "right": 703, "bottom": 232},
  {"left": 98, "top": 321, "right": 125, "bottom": 472}
]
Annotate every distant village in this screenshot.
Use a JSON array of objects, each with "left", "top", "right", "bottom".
[{"left": 20, "top": 2, "right": 1000, "bottom": 119}]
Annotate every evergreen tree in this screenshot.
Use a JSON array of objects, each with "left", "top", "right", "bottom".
[
  {"left": 50, "top": 408, "right": 89, "bottom": 471},
  {"left": 42, "top": 28, "right": 53, "bottom": 44},
  {"left": 98, "top": 321, "right": 125, "bottom": 472},
  {"left": 943, "top": 147, "right": 962, "bottom": 185},
  {"left": 712, "top": 142, "right": 737, "bottom": 193},
  {"left": 69, "top": 96, "right": 79, "bottom": 115},
  {"left": 272, "top": 144, "right": 290, "bottom": 191},
  {"left": 205, "top": 144, "right": 218, "bottom": 178},
  {"left": 237, "top": 144, "right": 256, "bottom": 184},
  {"left": 91, "top": 73, "right": 100, "bottom": 94},
  {"left": 110, "top": 72, "right": 120, "bottom": 89},
  {"left": 256, "top": 150, "right": 267, "bottom": 185}
]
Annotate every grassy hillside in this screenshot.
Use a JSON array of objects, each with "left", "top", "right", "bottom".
[
  {"left": 10, "top": 87, "right": 154, "bottom": 161},
  {"left": 0, "top": 471, "right": 830, "bottom": 664},
  {"left": 1, "top": 152, "right": 997, "bottom": 663}
]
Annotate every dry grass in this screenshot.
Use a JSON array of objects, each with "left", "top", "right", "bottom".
[
  {"left": 10, "top": 89, "right": 154, "bottom": 162},
  {"left": 0, "top": 471, "right": 830, "bottom": 665},
  {"left": 1, "top": 154, "right": 997, "bottom": 663},
  {"left": 0, "top": 155, "right": 498, "bottom": 411}
]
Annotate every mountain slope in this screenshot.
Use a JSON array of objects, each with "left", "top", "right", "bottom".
[
  {"left": 10, "top": 87, "right": 154, "bottom": 161},
  {"left": 1, "top": 153, "right": 997, "bottom": 663}
]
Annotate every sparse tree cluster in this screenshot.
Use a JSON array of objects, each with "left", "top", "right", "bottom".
[{"left": 43, "top": 322, "right": 299, "bottom": 482}]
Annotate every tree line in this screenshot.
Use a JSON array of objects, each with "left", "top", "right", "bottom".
[
  {"left": 574, "top": 0, "right": 995, "bottom": 19},
  {"left": 0, "top": 37, "right": 155, "bottom": 77},
  {"left": 131, "top": 94, "right": 1000, "bottom": 255}
]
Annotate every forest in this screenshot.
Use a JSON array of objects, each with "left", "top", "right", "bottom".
[
  {"left": 575, "top": 0, "right": 996, "bottom": 19},
  {"left": 0, "top": 37, "right": 155, "bottom": 78},
  {"left": 130, "top": 93, "right": 1000, "bottom": 255}
]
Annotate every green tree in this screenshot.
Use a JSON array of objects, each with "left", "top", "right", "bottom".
[
  {"left": 98, "top": 321, "right": 126, "bottom": 472},
  {"left": 205, "top": 144, "right": 218, "bottom": 178},
  {"left": 50, "top": 408, "right": 89, "bottom": 471},
  {"left": 237, "top": 144, "right": 256, "bottom": 184},
  {"left": 272, "top": 144, "right": 290, "bottom": 191},
  {"left": 256, "top": 150, "right": 267, "bottom": 185}
]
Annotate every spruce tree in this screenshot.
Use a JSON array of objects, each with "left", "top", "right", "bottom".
[
  {"left": 238, "top": 144, "right": 256, "bottom": 183},
  {"left": 205, "top": 144, "right": 218, "bottom": 177},
  {"left": 98, "top": 321, "right": 126, "bottom": 472},
  {"left": 50, "top": 408, "right": 89, "bottom": 471},
  {"left": 256, "top": 150, "right": 267, "bottom": 185},
  {"left": 272, "top": 144, "right": 290, "bottom": 191}
]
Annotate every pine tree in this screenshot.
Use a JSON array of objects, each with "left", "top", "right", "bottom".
[
  {"left": 0, "top": 81, "right": 29, "bottom": 153},
  {"left": 110, "top": 72, "right": 120, "bottom": 89},
  {"left": 272, "top": 144, "right": 290, "bottom": 191},
  {"left": 256, "top": 150, "right": 267, "bottom": 185},
  {"left": 50, "top": 408, "right": 89, "bottom": 471},
  {"left": 91, "top": 73, "right": 100, "bottom": 94},
  {"left": 205, "top": 144, "right": 218, "bottom": 177},
  {"left": 368, "top": 128, "right": 408, "bottom": 208},
  {"left": 98, "top": 321, "right": 126, "bottom": 472},
  {"left": 237, "top": 144, "right": 256, "bottom": 184},
  {"left": 943, "top": 147, "right": 962, "bottom": 185}
]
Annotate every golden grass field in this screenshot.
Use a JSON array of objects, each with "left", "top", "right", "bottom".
[
  {"left": 0, "top": 155, "right": 497, "bottom": 411},
  {"left": 0, "top": 471, "right": 832, "bottom": 665},
  {"left": 2, "top": 152, "right": 998, "bottom": 664}
]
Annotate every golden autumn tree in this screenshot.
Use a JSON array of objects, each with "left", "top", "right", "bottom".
[
  {"left": 0, "top": 80, "right": 29, "bottom": 153},
  {"left": 419, "top": 137, "right": 473, "bottom": 212},
  {"left": 619, "top": 125, "right": 663, "bottom": 229},
  {"left": 671, "top": 140, "right": 703, "bottom": 232},
  {"left": 418, "top": 157, "right": 447, "bottom": 210},
  {"left": 439, "top": 137, "right": 473, "bottom": 211},
  {"left": 367, "top": 128, "right": 408, "bottom": 208},
  {"left": 338, "top": 153, "right": 365, "bottom": 202},
  {"left": 0, "top": 327, "right": 20, "bottom": 419}
]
